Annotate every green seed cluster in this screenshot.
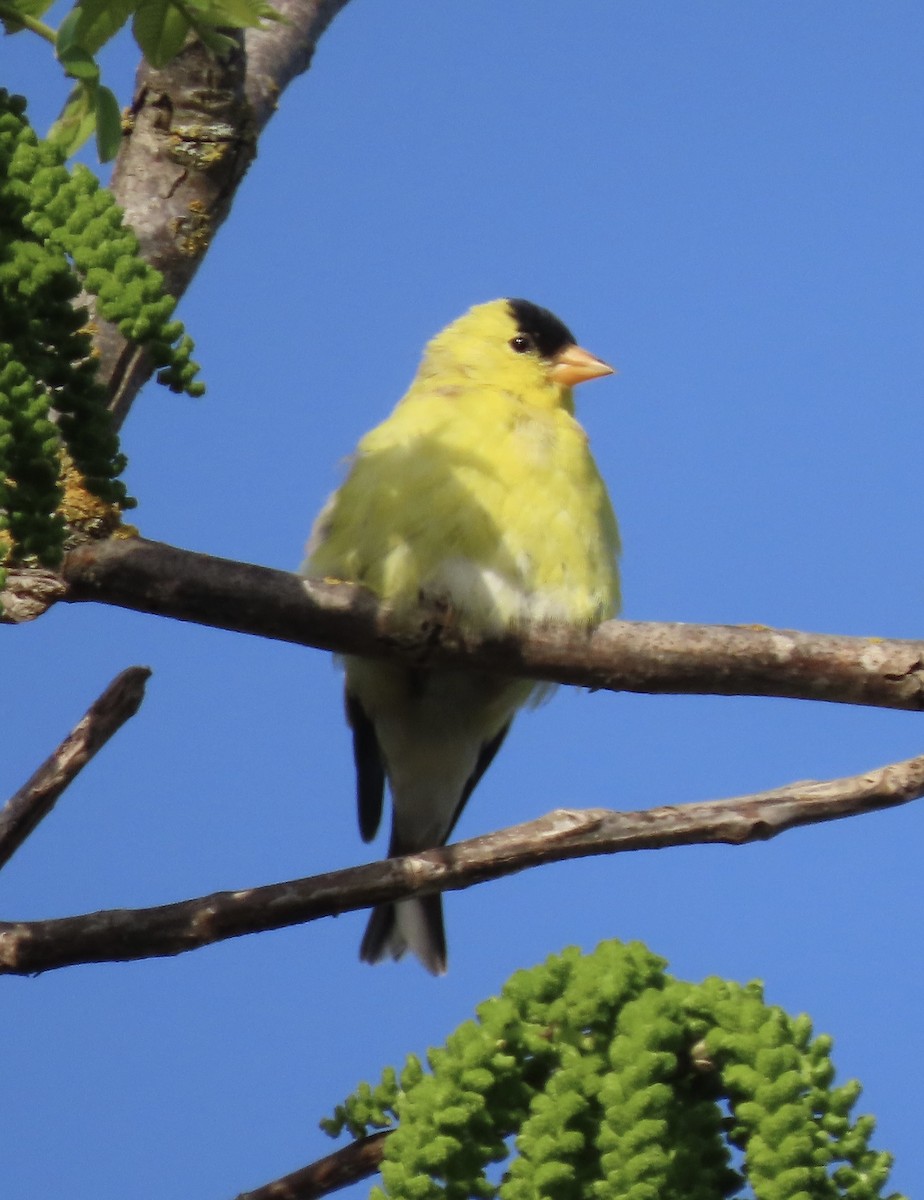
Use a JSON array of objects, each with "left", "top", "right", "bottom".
[
  {"left": 1, "top": 90, "right": 89, "bottom": 568},
  {"left": 323, "top": 940, "right": 905, "bottom": 1200},
  {"left": 0, "top": 342, "right": 64, "bottom": 565},
  {"left": 698, "top": 977, "right": 898, "bottom": 1199},
  {"left": 9, "top": 94, "right": 204, "bottom": 398},
  {"left": 0, "top": 88, "right": 202, "bottom": 574}
]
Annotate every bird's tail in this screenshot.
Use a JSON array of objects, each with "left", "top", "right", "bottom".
[{"left": 360, "top": 894, "right": 447, "bottom": 975}]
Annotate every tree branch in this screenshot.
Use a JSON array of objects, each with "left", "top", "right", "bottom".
[
  {"left": 243, "top": 0, "right": 353, "bottom": 132},
  {"left": 100, "top": 34, "right": 253, "bottom": 426},
  {"left": 98, "top": 0, "right": 353, "bottom": 426},
  {"left": 0, "top": 566, "right": 66, "bottom": 623},
  {"left": 2, "top": 535, "right": 921, "bottom": 712},
  {"left": 235, "top": 1132, "right": 389, "bottom": 1200},
  {"left": 2, "top": 745, "right": 921, "bottom": 975},
  {"left": 7, "top": 535, "right": 924, "bottom": 713},
  {"left": 0, "top": 666, "right": 151, "bottom": 871}
]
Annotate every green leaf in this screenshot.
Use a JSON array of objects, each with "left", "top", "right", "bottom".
[
  {"left": 57, "top": 43, "right": 101, "bottom": 80},
  {"left": 0, "top": 0, "right": 56, "bottom": 34},
  {"left": 47, "top": 83, "right": 97, "bottom": 157},
  {"left": 73, "top": 0, "right": 137, "bottom": 55},
  {"left": 94, "top": 85, "right": 122, "bottom": 162},
  {"left": 183, "top": 0, "right": 268, "bottom": 26},
  {"left": 132, "top": 0, "right": 189, "bottom": 67},
  {"left": 190, "top": 21, "right": 236, "bottom": 56},
  {"left": 10, "top": 0, "right": 56, "bottom": 16},
  {"left": 54, "top": 4, "right": 83, "bottom": 54}
]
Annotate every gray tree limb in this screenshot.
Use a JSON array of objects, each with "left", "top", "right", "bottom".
[
  {"left": 235, "top": 1132, "right": 389, "bottom": 1200},
  {"left": 0, "top": 666, "right": 151, "bottom": 871},
  {"left": 5, "top": 536, "right": 924, "bottom": 711},
  {"left": 2, "top": 745, "right": 922, "bottom": 975}
]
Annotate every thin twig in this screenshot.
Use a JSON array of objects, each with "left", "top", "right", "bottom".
[
  {"left": 0, "top": 666, "right": 151, "bottom": 871},
  {"left": 236, "top": 1132, "right": 389, "bottom": 1200},
  {"left": 2, "top": 744, "right": 921, "bottom": 975}
]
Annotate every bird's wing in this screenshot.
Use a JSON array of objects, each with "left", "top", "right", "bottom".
[
  {"left": 345, "top": 689, "right": 386, "bottom": 842},
  {"left": 439, "top": 719, "right": 512, "bottom": 848}
]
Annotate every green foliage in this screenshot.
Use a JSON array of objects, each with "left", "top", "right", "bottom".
[
  {"left": 0, "top": 89, "right": 202, "bottom": 574},
  {"left": 324, "top": 941, "right": 905, "bottom": 1200},
  {"left": 0, "top": 0, "right": 278, "bottom": 160}
]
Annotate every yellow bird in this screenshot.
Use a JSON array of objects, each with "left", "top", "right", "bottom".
[{"left": 305, "top": 299, "right": 620, "bottom": 974}]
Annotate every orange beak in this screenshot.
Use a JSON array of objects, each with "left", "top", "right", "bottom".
[{"left": 548, "top": 343, "right": 615, "bottom": 387}]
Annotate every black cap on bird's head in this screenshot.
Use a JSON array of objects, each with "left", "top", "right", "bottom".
[
  {"left": 418, "top": 298, "right": 613, "bottom": 393},
  {"left": 506, "top": 298, "right": 614, "bottom": 388},
  {"left": 506, "top": 299, "right": 576, "bottom": 359}
]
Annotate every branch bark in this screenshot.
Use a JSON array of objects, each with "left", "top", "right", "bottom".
[
  {"left": 2, "top": 745, "right": 921, "bottom": 975},
  {"left": 100, "top": 35, "right": 253, "bottom": 426},
  {"left": 0, "top": 666, "right": 151, "bottom": 871},
  {"left": 235, "top": 1132, "right": 389, "bottom": 1200},
  {"left": 97, "top": 0, "right": 353, "bottom": 426},
  {"left": 5, "top": 535, "right": 924, "bottom": 711}
]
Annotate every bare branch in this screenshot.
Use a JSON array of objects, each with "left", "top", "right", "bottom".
[
  {"left": 37, "top": 536, "right": 924, "bottom": 712},
  {"left": 6, "top": 536, "right": 924, "bottom": 711},
  {"left": 2, "top": 745, "right": 921, "bottom": 975},
  {"left": 0, "top": 667, "right": 151, "bottom": 871},
  {"left": 244, "top": 0, "right": 353, "bottom": 132},
  {"left": 0, "top": 567, "right": 66, "bottom": 623},
  {"left": 235, "top": 1132, "right": 389, "bottom": 1200},
  {"left": 98, "top": 1, "right": 353, "bottom": 426},
  {"left": 101, "top": 36, "right": 253, "bottom": 426}
]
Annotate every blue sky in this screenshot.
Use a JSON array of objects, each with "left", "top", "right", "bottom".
[{"left": 3, "top": 2, "right": 924, "bottom": 1196}]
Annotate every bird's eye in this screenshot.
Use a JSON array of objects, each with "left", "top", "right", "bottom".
[{"left": 509, "top": 334, "right": 534, "bottom": 354}]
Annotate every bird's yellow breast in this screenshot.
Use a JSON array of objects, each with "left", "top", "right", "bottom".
[{"left": 308, "top": 382, "right": 620, "bottom": 633}]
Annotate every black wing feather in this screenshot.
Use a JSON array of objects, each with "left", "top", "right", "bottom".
[
  {"left": 359, "top": 719, "right": 511, "bottom": 975},
  {"left": 345, "top": 689, "right": 386, "bottom": 842},
  {"left": 443, "top": 720, "right": 512, "bottom": 844}
]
